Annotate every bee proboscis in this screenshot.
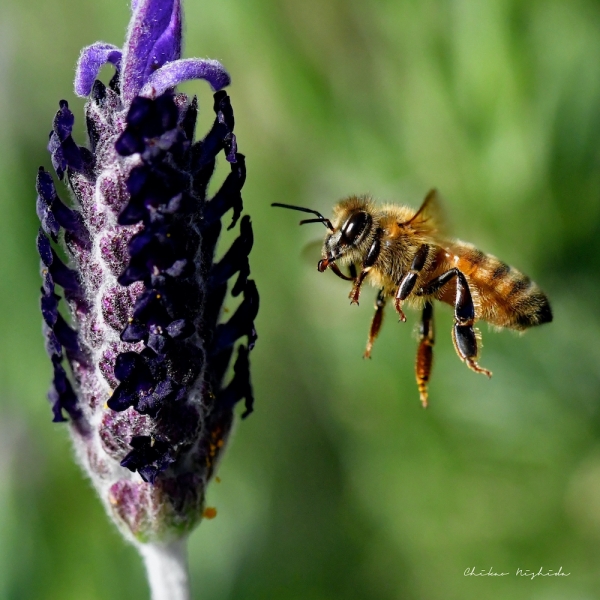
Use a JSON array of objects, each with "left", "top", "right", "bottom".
[{"left": 273, "top": 190, "right": 552, "bottom": 407}]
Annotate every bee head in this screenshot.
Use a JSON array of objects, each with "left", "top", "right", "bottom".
[
  {"left": 271, "top": 196, "right": 374, "bottom": 277},
  {"left": 324, "top": 206, "right": 372, "bottom": 259}
]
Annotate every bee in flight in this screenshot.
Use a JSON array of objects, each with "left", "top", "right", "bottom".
[{"left": 273, "top": 190, "right": 552, "bottom": 407}]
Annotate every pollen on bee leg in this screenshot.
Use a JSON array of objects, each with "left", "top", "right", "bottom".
[
  {"left": 415, "top": 301, "right": 434, "bottom": 407},
  {"left": 364, "top": 290, "right": 386, "bottom": 358},
  {"left": 415, "top": 340, "right": 433, "bottom": 408}
]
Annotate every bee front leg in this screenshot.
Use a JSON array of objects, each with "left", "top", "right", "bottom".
[
  {"left": 349, "top": 270, "right": 369, "bottom": 305},
  {"left": 419, "top": 268, "right": 492, "bottom": 378},
  {"left": 394, "top": 244, "right": 430, "bottom": 322},
  {"left": 415, "top": 301, "right": 434, "bottom": 407},
  {"left": 364, "top": 289, "right": 386, "bottom": 359},
  {"left": 349, "top": 235, "right": 381, "bottom": 305}
]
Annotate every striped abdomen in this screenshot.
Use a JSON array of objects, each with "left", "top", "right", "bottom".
[{"left": 435, "top": 242, "right": 552, "bottom": 331}]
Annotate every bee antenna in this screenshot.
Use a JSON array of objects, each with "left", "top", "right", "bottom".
[{"left": 271, "top": 203, "right": 334, "bottom": 231}]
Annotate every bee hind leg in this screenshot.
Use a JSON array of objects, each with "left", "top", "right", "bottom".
[
  {"left": 415, "top": 301, "right": 435, "bottom": 407},
  {"left": 419, "top": 268, "right": 492, "bottom": 378},
  {"left": 364, "top": 289, "right": 386, "bottom": 359},
  {"left": 452, "top": 324, "right": 492, "bottom": 378}
]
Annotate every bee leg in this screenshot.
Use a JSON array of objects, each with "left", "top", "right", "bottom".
[
  {"left": 327, "top": 262, "right": 354, "bottom": 281},
  {"left": 419, "top": 268, "right": 492, "bottom": 378},
  {"left": 452, "top": 325, "right": 492, "bottom": 377},
  {"left": 452, "top": 271, "right": 492, "bottom": 378},
  {"left": 394, "top": 244, "right": 430, "bottom": 322},
  {"left": 364, "top": 289, "right": 386, "bottom": 358},
  {"left": 349, "top": 270, "right": 369, "bottom": 304},
  {"left": 415, "top": 301, "right": 434, "bottom": 407},
  {"left": 349, "top": 235, "right": 381, "bottom": 305}
]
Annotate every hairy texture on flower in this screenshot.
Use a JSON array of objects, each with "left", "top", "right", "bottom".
[{"left": 37, "top": 0, "right": 257, "bottom": 543}]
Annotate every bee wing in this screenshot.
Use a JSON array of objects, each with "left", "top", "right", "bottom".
[
  {"left": 301, "top": 239, "right": 324, "bottom": 264},
  {"left": 405, "top": 188, "right": 449, "bottom": 238}
]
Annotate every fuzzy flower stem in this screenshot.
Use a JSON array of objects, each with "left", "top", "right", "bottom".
[{"left": 139, "top": 539, "right": 190, "bottom": 600}]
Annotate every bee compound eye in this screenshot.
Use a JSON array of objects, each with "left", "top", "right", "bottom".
[{"left": 341, "top": 212, "right": 370, "bottom": 245}]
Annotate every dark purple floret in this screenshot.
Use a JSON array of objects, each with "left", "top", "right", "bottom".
[
  {"left": 209, "top": 215, "right": 253, "bottom": 296},
  {"left": 218, "top": 345, "right": 254, "bottom": 418},
  {"left": 49, "top": 360, "right": 79, "bottom": 422},
  {"left": 36, "top": 167, "right": 91, "bottom": 249},
  {"left": 212, "top": 280, "right": 260, "bottom": 354},
  {"left": 48, "top": 101, "right": 93, "bottom": 178},
  {"left": 115, "top": 95, "right": 179, "bottom": 156},
  {"left": 200, "top": 156, "right": 246, "bottom": 230},
  {"left": 37, "top": 230, "right": 82, "bottom": 298},
  {"left": 120, "top": 436, "right": 175, "bottom": 484}
]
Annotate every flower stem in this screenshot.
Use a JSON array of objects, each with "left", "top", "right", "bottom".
[{"left": 139, "top": 538, "right": 190, "bottom": 600}]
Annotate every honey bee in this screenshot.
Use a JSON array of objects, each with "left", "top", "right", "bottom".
[{"left": 273, "top": 190, "right": 552, "bottom": 407}]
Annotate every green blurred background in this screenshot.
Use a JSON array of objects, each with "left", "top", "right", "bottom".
[{"left": 0, "top": 0, "right": 599, "bottom": 598}]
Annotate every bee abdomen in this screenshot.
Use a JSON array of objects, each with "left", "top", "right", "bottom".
[{"left": 474, "top": 256, "right": 552, "bottom": 330}]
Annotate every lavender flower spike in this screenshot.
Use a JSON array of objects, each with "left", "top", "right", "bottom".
[{"left": 37, "top": 1, "right": 257, "bottom": 598}]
